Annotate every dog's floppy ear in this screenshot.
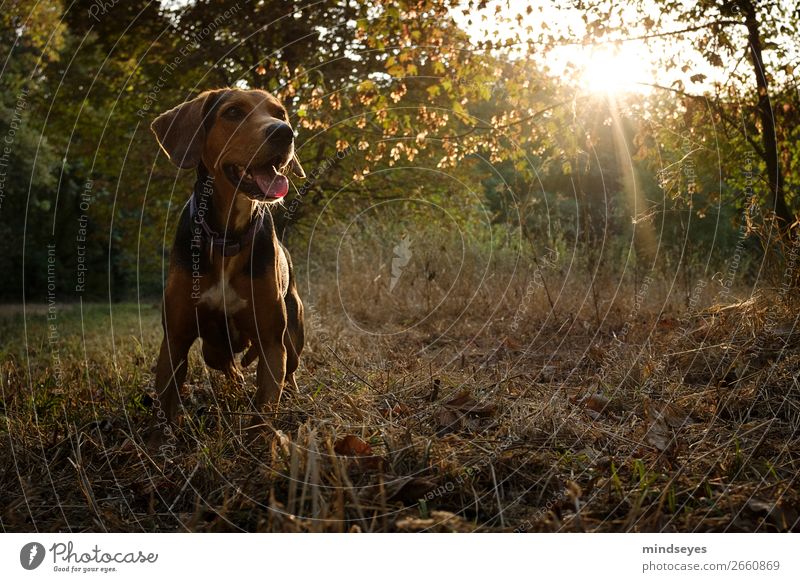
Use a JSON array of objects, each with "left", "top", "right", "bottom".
[
  {"left": 151, "top": 90, "right": 222, "bottom": 169},
  {"left": 290, "top": 153, "right": 306, "bottom": 178}
]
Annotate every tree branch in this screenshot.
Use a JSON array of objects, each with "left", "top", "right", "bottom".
[
  {"left": 553, "top": 19, "right": 743, "bottom": 47},
  {"left": 639, "top": 82, "right": 765, "bottom": 158}
]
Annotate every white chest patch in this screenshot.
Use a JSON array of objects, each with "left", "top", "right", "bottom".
[
  {"left": 199, "top": 273, "right": 248, "bottom": 314},
  {"left": 197, "top": 196, "right": 258, "bottom": 314}
]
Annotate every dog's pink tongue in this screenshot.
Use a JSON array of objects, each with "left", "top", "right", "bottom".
[{"left": 253, "top": 171, "right": 289, "bottom": 199}]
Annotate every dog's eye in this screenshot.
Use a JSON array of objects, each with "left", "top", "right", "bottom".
[
  {"left": 223, "top": 106, "right": 244, "bottom": 120},
  {"left": 274, "top": 109, "right": 287, "bottom": 120}
]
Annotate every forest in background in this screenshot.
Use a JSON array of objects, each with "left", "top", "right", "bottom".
[{"left": 0, "top": 0, "right": 797, "bottom": 303}]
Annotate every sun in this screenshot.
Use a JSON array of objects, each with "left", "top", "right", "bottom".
[
  {"left": 546, "top": 42, "right": 656, "bottom": 95},
  {"left": 576, "top": 46, "right": 652, "bottom": 94}
]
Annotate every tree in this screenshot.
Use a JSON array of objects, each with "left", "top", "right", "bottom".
[{"left": 573, "top": 0, "right": 798, "bottom": 228}]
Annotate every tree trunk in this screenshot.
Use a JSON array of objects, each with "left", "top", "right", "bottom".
[{"left": 739, "top": 0, "right": 793, "bottom": 227}]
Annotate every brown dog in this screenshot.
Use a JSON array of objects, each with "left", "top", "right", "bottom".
[{"left": 150, "top": 88, "right": 305, "bottom": 432}]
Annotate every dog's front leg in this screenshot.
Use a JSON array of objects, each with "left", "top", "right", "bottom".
[
  {"left": 154, "top": 335, "right": 193, "bottom": 424},
  {"left": 253, "top": 301, "right": 288, "bottom": 413},
  {"left": 153, "top": 275, "right": 198, "bottom": 428}
]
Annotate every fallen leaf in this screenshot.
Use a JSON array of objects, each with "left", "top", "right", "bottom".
[
  {"left": 584, "top": 393, "right": 611, "bottom": 414},
  {"left": 570, "top": 391, "right": 615, "bottom": 418},
  {"left": 584, "top": 409, "right": 601, "bottom": 420},
  {"left": 436, "top": 408, "right": 460, "bottom": 435},
  {"left": 660, "top": 402, "right": 692, "bottom": 428},
  {"left": 380, "top": 403, "right": 411, "bottom": 418},
  {"left": 444, "top": 390, "right": 496, "bottom": 416},
  {"left": 334, "top": 435, "right": 384, "bottom": 472},
  {"left": 658, "top": 317, "right": 678, "bottom": 330},
  {"left": 334, "top": 435, "right": 373, "bottom": 456},
  {"left": 644, "top": 397, "right": 693, "bottom": 427},
  {"left": 445, "top": 391, "right": 474, "bottom": 408},
  {"left": 645, "top": 418, "right": 672, "bottom": 451},
  {"left": 746, "top": 498, "right": 796, "bottom": 531},
  {"left": 643, "top": 397, "right": 675, "bottom": 452}
]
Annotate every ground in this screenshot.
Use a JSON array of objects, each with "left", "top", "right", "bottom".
[{"left": 1, "top": 287, "right": 798, "bottom": 532}]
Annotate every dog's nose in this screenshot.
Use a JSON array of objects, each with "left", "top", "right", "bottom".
[{"left": 265, "top": 122, "right": 294, "bottom": 147}]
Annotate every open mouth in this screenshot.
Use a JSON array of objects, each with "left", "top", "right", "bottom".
[{"left": 224, "top": 156, "right": 290, "bottom": 200}]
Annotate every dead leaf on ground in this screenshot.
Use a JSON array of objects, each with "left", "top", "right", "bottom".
[
  {"left": 436, "top": 408, "right": 460, "bottom": 435},
  {"left": 644, "top": 417, "right": 672, "bottom": 451},
  {"left": 334, "top": 434, "right": 372, "bottom": 456},
  {"left": 584, "top": 393, "right": 611, "bottom": 414},
  {"left": 444, "top": 390, "right": 496, "bottom": 416},
  {"left": 644, "top": 396, "right": 693, "bottom": 427},
  {"left": 434, "top": 390, "right": 497, "bottom": 434},
  {"left": 658, "top": 317, "right": 679, "bottom": 331},
  {"left": 643, "top": 397, "right": 676, "bottom": 452},
  {"left": 380, "top": 402, "right": 411, "bottom": 418},
  {"left": 334, "top": 434, "right": 384, "bottom": 472},
  {"left": 569, "top": 391, "right": 616, "bottom": 418},
  {"left": 746, "top": 498, "right": 798, "bottom": 531},
  {"left": 584, "top": 409, "right": 601, "bottom": 420}
]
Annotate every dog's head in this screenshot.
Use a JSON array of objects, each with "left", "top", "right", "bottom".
[{"left": 151, "top": 88, "right": 305, "bottom": 201}]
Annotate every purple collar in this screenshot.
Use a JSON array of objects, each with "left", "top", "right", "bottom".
[{"left": 189, "top": 182, "right": 264, "bottom": 258}]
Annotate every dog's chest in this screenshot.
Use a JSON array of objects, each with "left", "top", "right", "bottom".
[
  {"left": 198, "top": 260, "right": 248, "bottom": 314},
  {"left": 192, "top": 238, "right": 288, "bottom": 314}
]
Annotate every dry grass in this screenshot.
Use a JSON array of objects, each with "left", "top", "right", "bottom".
[{"left": 1, "top": 241, "right": 799, "bottom": 532}]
